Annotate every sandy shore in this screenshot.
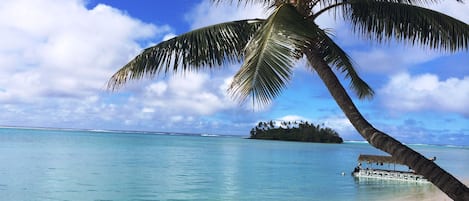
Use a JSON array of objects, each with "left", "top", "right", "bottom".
[{"left": 391, "top": 179, "right": 469, "bottom": 201}]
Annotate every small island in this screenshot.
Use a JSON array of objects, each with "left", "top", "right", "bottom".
[{"left": 250, "top": 120, "right": 343, "bottom": 143}]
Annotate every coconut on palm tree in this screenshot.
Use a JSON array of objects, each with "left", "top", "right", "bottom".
[{"left": 108, "top": 0, "right": 469, "bottom": 200}]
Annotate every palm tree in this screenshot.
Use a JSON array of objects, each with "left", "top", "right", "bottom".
[{"left": 108, "top": 0, "right": 469, "bottom": 199}]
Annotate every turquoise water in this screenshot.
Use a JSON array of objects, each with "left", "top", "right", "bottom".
[{"left": 0, "top": 128, "right": 467, "bottom": 201}]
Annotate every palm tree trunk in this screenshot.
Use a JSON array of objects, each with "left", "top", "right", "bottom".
[{"left": 305, "top": 51, "right": 469, "bottom": 201}]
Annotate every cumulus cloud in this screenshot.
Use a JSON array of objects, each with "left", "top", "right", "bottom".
[
  {"left": 321, "top": 116, "right": 355, "bottom": 133},
  {"left": 428, "top": 1, "right": 469, "bottom": 23},
  {"left": 0, "top": 0, "right": 170, "bottom": 103},
  {"left": 379, "top": 73, "right": 469, "bottom": 116},
  {"left": 279, "top": 115, "right": 307, "bottom": 122},
  {"left": 369, "top": 118, "right": 469, "bottom": 146},
  {"left": 185, "top": 0, "right": 267, "bottom": 29},
  {"left": 0, "top": 0, "right": 174, "bottom": 127},
  {"left": 350, "top": 47, "right": 443, "bottom": 74},
  {"left": 118, "top": 72, "right": 239, "bottom": 129}
]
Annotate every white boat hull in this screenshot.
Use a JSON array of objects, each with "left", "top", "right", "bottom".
[{"left": 352, "top": 168, "right": 430, "bottom": 183}]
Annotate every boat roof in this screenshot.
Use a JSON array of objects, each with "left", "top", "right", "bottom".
[{"left": 358, "top": 154, "right": 405, "bottom": 165}]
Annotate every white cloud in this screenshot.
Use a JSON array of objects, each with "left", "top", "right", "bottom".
[
  {"left": 170, "top": 115, "right": 184, "bottom": 123},
  {"left": 130, "top": 72, "right": 237, "bottom": 119},
  {"left": 185, "top": 0, "right": 267, "bottom": 29},
  {"left": 279, "top": 115, "right": 308, "bottom": 122},
  {"left": 93, "top": 0, "right": 273, "bottom": 132},
  {"left": 0, "top": 0, "right": 177, "bottom": 129},
  {"left": 147, "top": 82, "right": 168, "bottom": 96},
  {"left": 0, "top": 0, "right": 170, "bottom": 103},
  {"left": 321, "top": 116, "right": 354, "bottom": 133},
  {"left": 162, "top": 33, "right": 177, "bottom": 41},
  {"left": 350, "top": 47, "right": 443, "bottom": 74},
  {"left": 380, "top": 73, "right": 469, "bottom": 116},
  {"left": 428, "top": 1, "right": 469, "bottom": 23}
]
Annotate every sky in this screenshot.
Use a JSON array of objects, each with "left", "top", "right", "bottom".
[{"left": 0, "top": 0, "right": 468, "bottom": 146}]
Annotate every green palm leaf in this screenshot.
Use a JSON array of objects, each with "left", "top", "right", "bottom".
[
  {"left": 343, "top": 0, "right": 469, "bottom": 51},
  {"left": 229, "top": 4, "right": 317, "bottom": 105},
  {"left": 107, "top": 19, "right": 264, "bottom": 90},
  {"left": 309, "top": 27, "right": 374, "bottom": 99},
  {"left": 313, "top": 0, "right": 444, "bottom": 20}
]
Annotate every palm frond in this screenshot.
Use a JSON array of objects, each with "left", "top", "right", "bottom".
[
  {"left": 342, "top": 0, "right": 469, "bottom": 52},
  {"left": 313, "top": 0, "right": 443, "bottom": 20},
  {"left": 309, "top": 27, "right": 374, "bottom": 99},
  {"left": 229, "top": 4, "right": 317, "bottom": 105},
  {"left": 107, "top": 19, "right": 264, "bottom": 90}
]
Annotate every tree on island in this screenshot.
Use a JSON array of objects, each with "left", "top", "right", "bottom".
[
  {"left": 107, "top": 0, "right": 469, "bottom": 199},
  {"left": 250, "top": 120, "right": 343, "bottom": 143}
]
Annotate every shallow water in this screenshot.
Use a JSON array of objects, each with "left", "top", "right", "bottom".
[{"left": 0, "top": 128, "right": 467, "bottom": 200}]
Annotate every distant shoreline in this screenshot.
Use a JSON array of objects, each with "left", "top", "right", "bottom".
[
  {"left": 0, "top": 125, "right": 207, "bottom": 136},
  {"left": 248, "top": 137, "right": 344, "bottom": 144},
  {"left": 0, "top": 126, "right": 467, "bottom": 148}
]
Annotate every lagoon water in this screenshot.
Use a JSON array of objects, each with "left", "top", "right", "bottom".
[{"left": 0, "top": 128, "right": 468, "bottom": 201}]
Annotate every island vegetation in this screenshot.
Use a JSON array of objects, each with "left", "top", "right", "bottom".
[{"left": 249, "top": 120, "right": 343, "bottom": 143}]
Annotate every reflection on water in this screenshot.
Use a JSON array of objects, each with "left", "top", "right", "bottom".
[{"left": 353, "top": 177, "right": 436, "bottom": 200}]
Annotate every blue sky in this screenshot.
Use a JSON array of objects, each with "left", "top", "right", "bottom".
[{"left": 0, "top": 0, "right": 468, "bottom": 146}]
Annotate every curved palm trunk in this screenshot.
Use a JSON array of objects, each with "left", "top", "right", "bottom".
[{"left": 305, "top": 51, "right": 469, "bottom": 201}]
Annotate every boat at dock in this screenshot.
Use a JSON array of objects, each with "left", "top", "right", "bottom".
[{"left": 352, "top": 154, "right": 430, "bottom": 183}]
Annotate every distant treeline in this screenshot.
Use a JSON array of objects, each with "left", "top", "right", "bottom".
[{"left": 250, "top": 120, "right": 343, "bottom": 143}]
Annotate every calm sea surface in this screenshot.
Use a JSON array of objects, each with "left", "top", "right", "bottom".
[{"left": 0, "top": 128, "right": 467, "bottom": 201}]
